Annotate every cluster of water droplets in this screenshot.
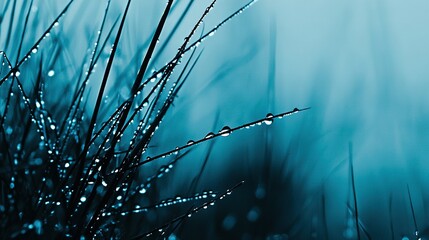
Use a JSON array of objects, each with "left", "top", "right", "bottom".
[
  {"left": 107, "top": 190, "right": 218, "bottom": 218},
  {"left": 0, "top": 1, "right": 70, "bottom": 87},
  {"left": 143, "top": 182, "right": 243, "bottom": 238},
  {"left": 133, "top": 108, "right": 303, "bottom": 170}
]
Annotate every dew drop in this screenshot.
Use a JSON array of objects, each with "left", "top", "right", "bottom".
[
  {"left": 187, "top": 140, "right": 195, "bottom": 146},
  {"left": 264, "top": 113, "right": 274, "bottom": 125},
  {"left": 13, "top": 69, "right": 21, "bottom": 77},
  {"left": 205, "top": 132, "right": 215, "bottom": 139},
  {"left": 264, "top": 119, "right": 273, "bottom": 125},
  {"left": 102, "top": 180, "right": 108, "bottom": 187},
  {"left": 174, "top": 147, "right": 180, "bottom": 155},
  {"left": 219, "top": 126, "right": 232, "bottom": 137},
  {"left": 48, "top": 70, "right": 55, "bottom": 77}
]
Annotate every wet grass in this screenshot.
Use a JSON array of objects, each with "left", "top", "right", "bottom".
[
  {"left": 3, "top": 1, "right": 426, "bottom": 240},
  {"left": 0, "top": 0, "right": 306, "bottom": 238}
]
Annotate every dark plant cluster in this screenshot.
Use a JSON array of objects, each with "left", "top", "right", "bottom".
[{"left": 0, "top": 0, "right": 306, "bottom": 239}]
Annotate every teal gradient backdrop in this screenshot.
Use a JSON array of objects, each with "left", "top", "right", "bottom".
[{"left": 1, "top": 0, "right": 429, "bottom": 239}]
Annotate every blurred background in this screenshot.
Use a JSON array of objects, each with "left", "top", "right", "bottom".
[{"left": 2, "top": 0, "right": 429, "bottom": 239}]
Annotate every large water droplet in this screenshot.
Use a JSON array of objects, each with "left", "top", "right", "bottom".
[
  {"left": 205, "top": 132, "right": 215, "bottom": 139},
  {"left": 264, "top": 113, "right": 274, "bottom": 125},
  {"left": 219, "top": 126, "right": 232, "bottom": 137}
]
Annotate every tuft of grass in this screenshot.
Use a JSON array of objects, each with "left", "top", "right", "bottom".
[{"left": 0, "top": 0, "right": 305, "bottom": 238}]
